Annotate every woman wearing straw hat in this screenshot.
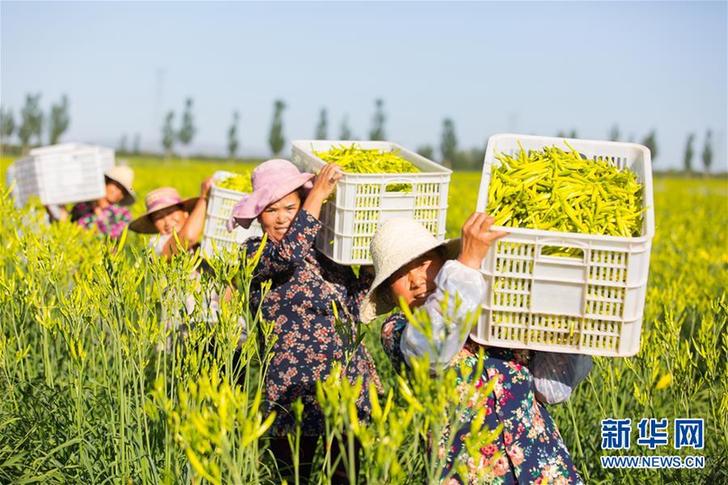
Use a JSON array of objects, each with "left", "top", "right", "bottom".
[
  {"left": 47, "top": 165, "right": 136, "bottom": 239},
  {"left": 229, "top": 158, "right": 381, "bottom": 482},
  {"left": 129, "top": 178, "right": 212, "bottom": 257},
  {"left": 361, "top": 214, "right": 589, "bottom": 484}
]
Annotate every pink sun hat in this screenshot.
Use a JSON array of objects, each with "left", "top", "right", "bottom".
[
  {"left": 228, "top": 159, "right": 314, "bottom": 230},
  {"left": 129, "top": 187, "right": 199, "bottom": 234}
]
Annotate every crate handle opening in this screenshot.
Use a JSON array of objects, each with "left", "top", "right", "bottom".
[
  {"left": 537, "top": 239, "right": 588, "bottom": 263},
  {"left": 383, "top": 177, "right": 416, "bottom": 194}
]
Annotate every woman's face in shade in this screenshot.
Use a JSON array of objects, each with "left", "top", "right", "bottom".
[
  {"left": 258, "top": 190, "right": 302, "bottom": 243},
  {"left": 388, "top": 249, "right": 445, "bottom": 308},
  {"left": 151, "top": 206, "right": 189, "bottom": 235},
  {"left": 105, "top": 181, "right": 126, "bottom": 205}
]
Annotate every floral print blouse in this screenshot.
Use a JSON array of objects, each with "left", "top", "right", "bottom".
[
  {"left": 244, "top": 209, "right": 380, "bottom": 437},
  {"left": 383, "top": 318, "right": 583, "bottom": 484},
  {"left": 379, "top": 259, "right": 584, "bottom": 484},
  {"left": 71, "top": 202, "right": 131, "bottom": 239}
]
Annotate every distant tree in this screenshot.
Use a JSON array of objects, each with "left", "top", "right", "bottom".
[
  {"left": 702, "top": 129, "right": 713, "bottom": 174},
  {"left": 369, "top": 98, "right": 386, "bottom": 141},
  {"left": 132, "top": 133, "right": 141, "bottom": 154},
  {"left": 339, "top": 115, "right": 353, "bottom": 140},
  {"left": 0, "top": 106, "right": 15, "bottom": 148},
  {"left": 268, "top": 99, "right": 286, "bottom": 156},
  {"left": 568, "top": 129, "right": 577, "bottom": 139},
  {"left": 18, "top": 93, "right": 43, "bottom": 153},
  {"left": 609, "top": 124, "right": 620, "bottom": 141},
  {"left": 178, "top": 98, "right": 196, "bottom": 155},
  {"left": 315, "top": 108, "right": 328, "bottom": 139},
  {"left": 416, "top": 145, "right": 434, "bottom": 160},
  {"left": 162, "top": 111, "right": 175, "bottom": 158},
  {"left": 118, "top": 134, "right": 128, "bottom": 153},
  {"left": 467, "top": 145, "right": 486, "bottom": 170},
  {"left": 453, "top": 146, "right": 486, "bottom": 171},
  {"left": 683, "top": 133, "right": 695, "bottom": 173},
  {"left": 18, "top": 106, "right": 34, "bottom": 152},
  {"left": 48, "top": 94, "right": 70, "bottom": 144},
  {"left": 556, "top": 131, "right": 566, "bottom": 138},
  {"left": 440, "top": 118, "right": 458, "bottom": 167},
  {"left": 227, "top": 111, "right": 240, "bottom": 160},
  {"left": 642, "top": 130, "right": 657, "bottom": 163}
]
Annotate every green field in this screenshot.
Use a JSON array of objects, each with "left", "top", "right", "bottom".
[{"left": 0, "top": 155, "right": 726, "bottom": 483}]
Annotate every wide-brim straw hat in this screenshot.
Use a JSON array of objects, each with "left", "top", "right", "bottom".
[
  {"left": 105, "top": 165, "right": 136, "bottom": 206},
  {"left": 359, "top": 218, "right": 460, "bottom": 324},
  {"left": 228, "top": 159, "right": 314, "bottom": 230},
  {"left": 129, "top": 187, "right": 198, "bottom": 234}
]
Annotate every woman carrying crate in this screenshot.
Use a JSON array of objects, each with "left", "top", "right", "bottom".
[
  {"left": 228, "top": 158, "right": 381, "bottom": 483},
  {"left": 361, "top": 215, "right": 590, "bottom": 484},
  {"left": 47, "top": 165, "right": 136, "bottom": 239},
  {"left": 129, "top": 179, "right": 212, "bottom": 256},
  {"left": 128, "top": 179, "right": 237, "bottom": 352}
]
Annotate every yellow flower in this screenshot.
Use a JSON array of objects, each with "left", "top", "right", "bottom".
[{"left": 655, "top": 373, "right": 672, "bottom": 390}]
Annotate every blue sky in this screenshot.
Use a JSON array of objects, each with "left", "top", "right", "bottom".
[{"left": 1, "top": 1, "right": 726, "bottom": 169}]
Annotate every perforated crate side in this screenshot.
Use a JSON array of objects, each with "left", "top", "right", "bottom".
[
  {"left": 478, "top": 308, "right": 643, "bottom": 357},
  {"left": 36, "top": 151, "right": 107, "bottom": 205},
  {"left": 201, "top": 172, "right": 262, "bottom": 258},
  {"left": 291, "top": 140, "right": 451, "bottom": 264}
]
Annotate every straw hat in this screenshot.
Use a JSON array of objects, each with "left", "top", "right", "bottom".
[
  {"left": 105, "top": 165, "right": 136, "bottom": 206},
  {"left": 228, "top": 159, "right": 314, "bottom": 230},
  {"left": 129, "top": 187, "right": 198, "bottom": 234},
  {"left": 359, "top": 218, "right": 460, "bottom": 323}
]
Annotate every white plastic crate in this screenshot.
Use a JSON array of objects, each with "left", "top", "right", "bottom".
[
  {"left": 29, "top": 143, "right": 109, "bottom": 157},
  {"left": 5, "top": 163, "right": 22, "bottom": 208},
  {"left": 291, "top": 140, "right": 452, "bottom": 265},
  {"left": 9, "top": 158, "right": 37, "bottom": 207},
  {"left": 200, "top": 170, "right": 262, "bottom": 258},
  {"left": 472, "top": 134, "right": 655, "bottom": 357},
  {"left": 13, "top": 144, "right": 115, "bottom": 206}
]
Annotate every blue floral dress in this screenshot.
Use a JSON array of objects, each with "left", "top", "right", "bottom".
[
  {"left": 382, "top": 316, "right": 583, "bottom": 484},
  {"left": 244, "top": 209, "right": 380, "bottom": 436}
]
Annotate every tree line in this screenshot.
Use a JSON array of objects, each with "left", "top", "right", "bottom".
[
  {"left": 0, "top": 94, "right": 70, "bottom": 153},
  {"left": 0, "top": 94, "right": 717, "bottom": 173},
  {"left": 167, "top": 98, "right": 717, "bottom": 173},
  {"left": 602, "top": 124, "right": 714, "bottom": 174}
]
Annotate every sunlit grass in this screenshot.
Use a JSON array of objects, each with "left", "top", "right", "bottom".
[{"left": 0, "top": 154, "right": 726, "bottom": 483}]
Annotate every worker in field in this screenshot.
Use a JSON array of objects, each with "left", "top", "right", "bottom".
[
  {"left": 129, "top": 179, "right": 237, "bottom": 352},
  {"left": 129, "top": 179, "right": 212, "bottom": 256},
  {"left": 46, "top": 165, "right": 136, "bottom": 239},
  {"left": 228, "top": 158, "right": 380, "bottom": 484},
  {"left": 361, "top": 215, "right": 591, "bottom": 484}
]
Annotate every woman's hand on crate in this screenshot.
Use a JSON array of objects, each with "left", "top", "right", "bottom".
[
  {"left": 311, "top": 163, "right": 342, "bottom": 200},
  {"left": 200, "top": 176, "right": 213, "bottom": 199},
  {"left": 303, "top": 163, "right": 342, "bottom": 219},
  {"left": 457, "top": 213, "right": 508, "bottom": 269}
]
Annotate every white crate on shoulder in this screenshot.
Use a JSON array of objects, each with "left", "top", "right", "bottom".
[
  {"left": 5, "top": 162, "right": 24, "bottom": 208},
  {"left": 13, "top": 143, "right": 115, "bottom": 206},
  {"left": 201, "top": 170, "right": 262, "bottom": 259},
  {"left": 473, "top": 134, "right": 655, "bottom": 357},
  {"left": 291, "top": 140, "right": 452, "bottom": 265}
]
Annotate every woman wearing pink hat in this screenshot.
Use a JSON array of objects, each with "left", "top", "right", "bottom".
[
  {"left": 229, "top": 159, "right": 381, "bottom": 483},
  {"left": 129, "top": 178, "right": 212, "bottom": 256},
  {"left": 129, "top": 179, "right": 224, "bottom": 353}
]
